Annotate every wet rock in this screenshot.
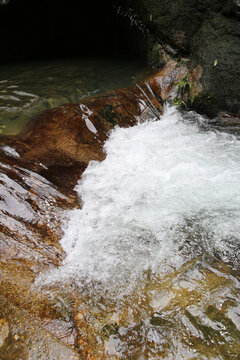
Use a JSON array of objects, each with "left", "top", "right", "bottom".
[
  {"left": 209, "top": 112, "right": 240, "bottom": 128},
  {"left": 0, "top": 294, "right": 80, "bottom": 360},
  {"left": 116, "top": 0, "right": 240, "bottom": 116},
  {"left": 147, "top": 59, "right": 188, "bottom": 101},
  {"left": 0, "top": 62, "right": 233, "bottom": 358},
  {"left": 150, "top": 313, "right": 171, "bottom": 327},
  {"left": 0, "top": 60, "right": 197, "bottom": 194},
  {"left": 0, "top": 62, "right": 191, "bottom": 279},
  {"left": 72, "top": 258, "right": 240, "bottom": 359},
  {"left": 190, "top": 13, "right": 240, "bottom": 117},
  {"left": 0, "top": 69, "right": 174, "bottom": 358},
  {"left": 0, "top": 318, "right": 9, "bottom": 348},
  {"left": 0, "top": 67, "right": 174, "bottom": 188}
]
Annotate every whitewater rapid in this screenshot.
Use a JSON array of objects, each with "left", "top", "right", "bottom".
[{"left": 42, "top": 106, "right": 240, "bottom": 297}]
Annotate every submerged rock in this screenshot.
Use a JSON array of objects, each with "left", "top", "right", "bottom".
[
  {"left": 0, "top": 65, "right": 179, "bottom": 282},
  {"left": 72, "top": 258, "right": 240, "bottom": 359},
  {"left": 0, "top": 293, "right": 80, "bottom": 360},
  {"left": 0, "top": 67, "right": 180, "bottom": 358},
  {"left": 0, "top": 318, "right": 9, "bottom": 348},
  {"left": 0, "top": 64, "right": 239, "bottom": 358},
  {"left": 0, "top": 62, "right": 188, "bottom": 191}
]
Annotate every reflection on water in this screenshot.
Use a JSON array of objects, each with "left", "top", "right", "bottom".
[
  {"left": 0, "top": 58, "right": 145, "bottom": 135},
  {"left": 72, "top": 258, "right": 240, "bottom": 359}
]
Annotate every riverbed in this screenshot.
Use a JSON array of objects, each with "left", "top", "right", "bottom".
[
  {"left": 0, "top": 59, "right": 240, "bottom": 359},
  {"left": 38, "top": 106, "right": 240, "bottom": 359}
]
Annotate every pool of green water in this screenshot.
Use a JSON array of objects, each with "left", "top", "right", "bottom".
[{"left": 0, "top": 58, "right": 146, "bottom": 135}]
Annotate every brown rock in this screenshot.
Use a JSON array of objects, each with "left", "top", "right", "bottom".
[
  {"left": 0, "top": 61, "right": 191, "bottom": 357},
  {"left": 0, "top": 60, "right": 190, "bottom": 194},
  {"left": 0, "top": 318, "right": 9, "bottom": 348}
]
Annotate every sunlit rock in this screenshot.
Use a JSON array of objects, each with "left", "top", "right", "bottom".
[
  {"left": 0, "top": 318, "right": 9, "bottom": 348},
  {"left": 72, "top": 259, "right": 240, "bottom": 359}
]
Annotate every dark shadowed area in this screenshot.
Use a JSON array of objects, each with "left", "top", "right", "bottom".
[{"left": 0, "top": 0, "right": 147, "bottom": 63}]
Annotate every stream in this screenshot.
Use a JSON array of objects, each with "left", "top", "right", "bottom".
[
  {"left": 0, "top": 58, "right": 145, "bottom": 135},
  {"left": 0, "top": 59, "right": 240, "bottom": 359},
  {"left": 39, "top": 106, "right": 240, "bottom": 359}
]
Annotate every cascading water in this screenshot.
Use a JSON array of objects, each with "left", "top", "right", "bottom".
[
  {"left": 42, "top": 105, "right": 240, "bottom": 296},
  {"left": 36, "top": 105, "right": 240, "bottom": 358}
]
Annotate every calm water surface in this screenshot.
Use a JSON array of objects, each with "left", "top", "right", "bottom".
[{"left": 0, "top": 58, "right": 146, "bottom": 135}]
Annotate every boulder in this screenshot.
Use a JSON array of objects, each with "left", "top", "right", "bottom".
[
  {"left": 115, "top": 0, "right": 240, "bottom": 116},
  {"left": 190, "top": 13, "right": 240, "bottom": 116}
]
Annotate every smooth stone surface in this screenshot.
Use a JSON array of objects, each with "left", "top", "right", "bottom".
[
  {"left": 0, "top": 294, "right": 80, "bottom": 360},
  {"left": 0, "top": 318, "right": 9, "bottom": 348}
]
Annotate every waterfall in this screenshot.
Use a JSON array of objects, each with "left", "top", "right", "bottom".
[{"left": 42, "top": 105, "right": 240, "bottom": 299}]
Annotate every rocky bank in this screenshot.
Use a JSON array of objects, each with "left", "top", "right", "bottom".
[{"left": 115, "top": 0, "right": 240, "bottom": 117}]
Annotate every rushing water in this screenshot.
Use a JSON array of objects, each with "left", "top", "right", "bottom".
[
  {"left": 2, "top": 57, "right": 239, "bottom": 358},
  {"left": 46, "top": 106, "right": 240, "bottom": 291},
  {"left": 39, "top": 106, "right": 240, "bottom": 359},
  {"left": 0, "top": 58, "right": 145, "bottom": 135}
]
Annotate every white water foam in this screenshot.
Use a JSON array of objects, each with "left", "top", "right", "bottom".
[{"left": 41, "top": 106, "right": 240, "bottom": 297}]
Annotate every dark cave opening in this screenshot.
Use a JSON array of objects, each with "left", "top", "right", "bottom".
[{"left": 0, "top": 0, "right": 147, "bottom": 64}]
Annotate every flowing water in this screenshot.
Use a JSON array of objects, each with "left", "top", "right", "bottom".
[
  {"left": 0, "top": 55, "right": 239, "bottom": 360},
  {"left": 0, "top": 58, "right": 145, "bottom": 135},
  {"left": 39, "top": 106, "right": 240, "bottom": 359}
]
